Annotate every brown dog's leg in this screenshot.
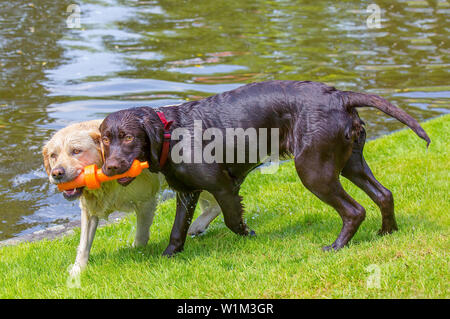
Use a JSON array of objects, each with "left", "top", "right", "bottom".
[
  {"left": 211, "top": 189, "right": 255, "bottom": 236},
  {"left": 294, "top": 134, "right": 365, "bottom": 251},
  {"left": 162, "top": 191, "right": 200, "bottom": 257},
  {"left": 342, "top": 152, "right": 398, "bottom": 235},
  {"left": 298, "top": 171, "right": 366, "bottom": 250}
]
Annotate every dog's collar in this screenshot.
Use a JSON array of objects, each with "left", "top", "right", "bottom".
[{"left": 156, "top": 111, "right": 173, "bottom": 168}]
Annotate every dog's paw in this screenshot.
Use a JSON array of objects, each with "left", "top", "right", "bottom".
[
  {"left": 132, "top": 239, "right": 148, "bottom": 248},
  {"left": 377, "top": 224, "right": 398, "bottom": 236},
  {"left": 377, "top": 228, "right": 398, "bottom": 236},
  {"left": 241, "top": 227, "right": 256, "bottom": 237},
  {"left": 162, "top": 245, "right": 182, "bottom": 257},
  {"left": 68, "top": 263, "right": 83, "bottom": 277},
  {"left": 187, "top": 223, "right": 207, "bottom": 237},
  {"left": 322, "top": 243, "right": 342, "bottom": 252}
]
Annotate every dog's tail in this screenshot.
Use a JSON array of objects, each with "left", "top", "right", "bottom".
[{"left": 342, "top": 91, "right": 431, "bottom": 147}]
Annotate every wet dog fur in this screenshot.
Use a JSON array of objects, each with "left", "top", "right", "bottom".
[{"left": 99, "top": 80, "right": 430, "bottom": 256}]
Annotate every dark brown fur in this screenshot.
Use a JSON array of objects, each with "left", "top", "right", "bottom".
[{"left": 99, "top": 80, "right": 430, "bottom": 255}]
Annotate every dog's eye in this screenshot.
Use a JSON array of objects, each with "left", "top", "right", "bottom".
[
  {"left": 72, "top": 149, "right": 82, "bottom": 155},
  {"left": 50, "top": 153, "right": 57, "bottom": 159},
  {"left": 124, "top": 135, "right": 134, "bottom": 143},
  {"left": 102, "top": 137, "right": 110, "bottom": 145}
]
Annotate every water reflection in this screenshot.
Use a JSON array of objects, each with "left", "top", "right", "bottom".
[{"left": 0, "top": 0, "right": 448, "bottom": 240}]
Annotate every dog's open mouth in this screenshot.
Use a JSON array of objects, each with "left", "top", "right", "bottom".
[
  {"left": 62, "top": 187, "right": 84, "bottom": 201},
  {"left": 117, "top": 176, "right": 135, "bottom": 186}
]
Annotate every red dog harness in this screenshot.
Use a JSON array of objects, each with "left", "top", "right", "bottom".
[{"left": 156, "top": 111, "right": 173, "bottom": 168}]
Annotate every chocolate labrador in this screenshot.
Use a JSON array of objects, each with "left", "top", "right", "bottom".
[{"left": 99, "top": 80, "right": 430, "bottom": 256}]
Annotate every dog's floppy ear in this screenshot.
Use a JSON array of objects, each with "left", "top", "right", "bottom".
[
  {"left": 140, "top": 114, "right": 164, "bottom": 171},
  {"left": 42, "top": 145, "right": 51, "bottom": 175},
  {"left": 89, "top": 130, "right": 104, "bottom": 163},
  {"left": 89, "top": 131, "right": 101, "bottom": 145}
]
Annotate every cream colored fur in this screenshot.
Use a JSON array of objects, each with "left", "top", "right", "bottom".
[{"left": 43, "top": 120, "right": 220, "bottom": 277}]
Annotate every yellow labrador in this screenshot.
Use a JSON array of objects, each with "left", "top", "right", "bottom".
[{"left": 43, "top": 120, "right": 220, "bottom": 276}]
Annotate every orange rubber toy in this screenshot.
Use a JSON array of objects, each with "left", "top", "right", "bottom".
[{"left": 57, "top": 160, "right": 149, "bottom": 191}]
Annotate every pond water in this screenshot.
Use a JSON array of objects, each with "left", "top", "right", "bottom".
[{"left": 0, "top": 0, "right": 448, "bottom": 240}]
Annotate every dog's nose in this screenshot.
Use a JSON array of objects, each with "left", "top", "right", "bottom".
[
  {"left": 104, "top": 160, "right": 121, "bottom": 176},
  {"left": 51, "top": 167, "right": 65, "bottom": 180}
]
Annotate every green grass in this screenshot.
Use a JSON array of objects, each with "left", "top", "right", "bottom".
[{"left": 1, "top": 115, "right": 449, "bottom": 298}]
